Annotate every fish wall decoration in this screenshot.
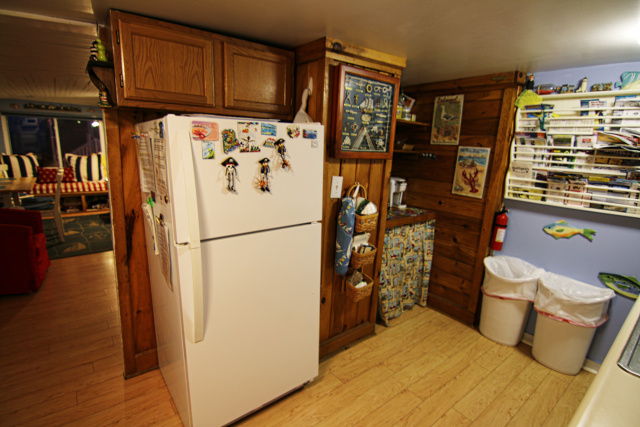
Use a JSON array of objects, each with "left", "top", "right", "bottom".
[
  {"left": 542, "top": 220, "right": 596, "bottom": 241},
  {"left": 598, "top": 272, "right": 640, "bottom": 299}
]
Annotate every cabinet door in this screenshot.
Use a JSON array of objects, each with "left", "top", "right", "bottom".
[
  {"left": 114, "top": 12, "right": 214, "bottom": 106},
  {"left": 223, "top": 42, "right": 293, "bottom": 115}
]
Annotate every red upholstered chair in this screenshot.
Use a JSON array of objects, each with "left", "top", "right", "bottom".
[{"left": 0, "top": 209, "right": 51, "bottom": 294}]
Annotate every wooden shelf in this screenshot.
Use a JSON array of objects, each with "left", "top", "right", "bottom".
[
  {"left": 86, "top": 61, "right": 116, "bottom": 106},
  {"left": 393, "top": 150, "right": 436, "bottom": 160},
  {"left": 396, "top": 118, "right": 430, "bottom": 127}
]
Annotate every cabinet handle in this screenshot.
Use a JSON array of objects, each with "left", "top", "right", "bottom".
[
  {"left": 120, "top": 74, "right": 124, "bottom": 88},
  {"left": 116, "top": 29, "right": 120, "bottom": 45}
]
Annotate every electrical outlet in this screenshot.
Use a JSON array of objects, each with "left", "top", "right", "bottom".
[{"left": 330, "top": 176, "right": 343, "bottom": 198}]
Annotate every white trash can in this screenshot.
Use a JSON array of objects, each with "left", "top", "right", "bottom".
[
  {"left": 532, "top": 272, "right": 615, "bottom": 375},
  {"left": 479, "top": 256, "right": 544, "bottom": 346}
]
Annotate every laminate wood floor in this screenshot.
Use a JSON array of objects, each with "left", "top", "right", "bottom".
[
  {"left": 0, "top": 251, "right": 593, "bottom": 426},
  {"left": 0, "top": 251, "right": 182, "bottom": 427}
]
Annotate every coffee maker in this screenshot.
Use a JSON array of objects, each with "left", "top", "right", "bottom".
[{"left": 389, "top": 177, "right": 407, "bottom": 209}]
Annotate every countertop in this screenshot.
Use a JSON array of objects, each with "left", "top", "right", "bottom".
[
  {"left": 569, "top": 296, "right": 640, "bottom": 426},
  {"left": 385, "top": 206, "right": 435, "bottom": 229}
]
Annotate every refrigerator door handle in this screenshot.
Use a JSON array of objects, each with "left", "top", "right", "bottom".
[{"left": 179, "top": 130, "right": 204, "bottom": 343}]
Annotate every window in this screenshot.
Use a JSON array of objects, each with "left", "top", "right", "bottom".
[{"left": 4, "top": 116, "right": 103, "bottom": 167}]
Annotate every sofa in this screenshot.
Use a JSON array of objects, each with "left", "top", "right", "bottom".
[
  {"left": 0, "top": 209, "right": 51, "bottom": 294},
  {"left": 1, "top": 152, "right": 109, "bottom": 214}
]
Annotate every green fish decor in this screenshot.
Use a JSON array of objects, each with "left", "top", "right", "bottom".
[
  {"left": 598, "top": 273, "right": 640, "bottom": 299},
  {"left": 542, "top": 220, "right": 596, "bottom": 241}
]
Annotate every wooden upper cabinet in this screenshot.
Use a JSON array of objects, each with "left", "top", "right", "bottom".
[
  {"left": 223, "top": 42, "right": 294, "bottom": 115},
  {"left": 111, "top": 11, "right": 214, "bottom": 107}
]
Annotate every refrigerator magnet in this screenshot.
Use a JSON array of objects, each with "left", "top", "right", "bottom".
[
  {"left": 240, "top": 135, "right": 261, "bottom": 153},
  {"left": 256, "top": 158, "right": 271, "bottom": 192},
  {"left": 274, "top": 139, "right": 290, "bottom": 170},
  {"left": 221, "top": 157, "right": 239, "bottom": 192},
  {"left": 222, "top": 129, "right": 240, "bottom": 154},
  {"left": 191, "top": 121, "right": 219, "bottom": 141},
  {"left": 263, "top": 138, "right": 276, "bottom": 148},
  {"left": 261, "top": 123, "right": 277, "bottom": 136},
  {"left": 303, "top": 129, "right": 317, "bottom": 139},
  {"left": 286, "top": 125, "right": 300, "bottom": 139},
  {"left": 202, "top": 140, "right": 215, "bottom": 159}
]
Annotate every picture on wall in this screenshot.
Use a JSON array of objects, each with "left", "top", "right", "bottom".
[
  {"left": 431, "top": 95, "right": 464, "bottom": 145},
  {"left": 452, "top": 146, "right": 490, "bottom": 199},
  {"left": 331, "top": 64, "right": 400, "bottom": 159}
]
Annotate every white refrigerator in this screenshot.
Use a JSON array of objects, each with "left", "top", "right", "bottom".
[{"left": 134, "top": 115, "right": 323, "bottom": 426}]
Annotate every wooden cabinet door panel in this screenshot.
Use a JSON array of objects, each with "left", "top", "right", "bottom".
[
  {"left": 223, "top": 43, "right": 293, "bottom": 114},
  {"left": 118, "top": 19, "right": 214, "bottom": 106}
]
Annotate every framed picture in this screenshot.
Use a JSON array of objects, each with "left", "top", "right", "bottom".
[
  {"left": 332, "top": 64, "right": 400, "bottom": 159},
  {"left": 452, "top": 146, "right": 491, "bottom": 199},
  {"left": 431, "top": 94, "right": 464, "bottom": 145}
]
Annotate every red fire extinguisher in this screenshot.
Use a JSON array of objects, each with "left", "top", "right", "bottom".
[{"left": 490, "top": 208, "right": 509, "bottom": 251}]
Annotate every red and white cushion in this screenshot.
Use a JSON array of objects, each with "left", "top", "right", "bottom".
[{"left": 31, "top": 181, "right": 109, "bottom": 195}]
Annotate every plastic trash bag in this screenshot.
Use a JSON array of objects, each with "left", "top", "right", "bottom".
[
  {"left": 483, "top": 256, "right": 545, "bottom": 301},
  {"left": 535, "top": 272, "right": 615, "bottom": 327}
]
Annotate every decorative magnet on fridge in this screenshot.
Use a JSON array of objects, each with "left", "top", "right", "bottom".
[
  {"left": 221, "top": 157, "right": 239, "bottom": 192},
  {"left": 287, "top": 125, "right": 300, "bottom": 139},
  {"left": 261, "top": 123, "right": 277, "bottom": 136},
  {"left": 222, "top": 129, "right": 240, "bottom": 154},
  {"left": 255, "top": 158, "right": 271, "bottom": 192},
  {"left": 274, "top": 139, "right": 290, "bottom": 170}
]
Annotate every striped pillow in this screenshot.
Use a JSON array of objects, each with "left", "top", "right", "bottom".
[
  {"left": 1, "top": 153, "right": 39, "bottom": 178},
  {"left": 65, "top": 153, "right": 105, "bottom": 182}
]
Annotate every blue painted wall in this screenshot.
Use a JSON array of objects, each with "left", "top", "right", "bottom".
[{"left": 499, "top": 62, "right": 640, "bottom": 364}]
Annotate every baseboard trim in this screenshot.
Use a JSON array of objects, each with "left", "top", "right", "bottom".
[{"left": 521, "top": 332, "right": 600, "bottom": 374}]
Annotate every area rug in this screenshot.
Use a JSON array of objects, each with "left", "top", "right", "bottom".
[{"left": 43, "top": 213, "right": 113, "bottom": 260}]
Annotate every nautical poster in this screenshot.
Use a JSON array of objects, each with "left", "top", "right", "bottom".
[
  {"left": 431, "top": 95, "right": 464, "bottom": 145},
  {"left": 452, "top": 146, "right": 490, "bottom": 199},
  {"left": 339, "top": 73, "right": 395, "bottom": 153}
]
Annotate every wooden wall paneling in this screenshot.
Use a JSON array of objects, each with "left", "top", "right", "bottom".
[
  {"left": 320, "top": 155, "right": 340, "bottom": 343},
  {"left": 394, "top": 71, "right": 524, "bottom": 325},
  {"left": 358, "top": 159, "right": 386, "bottom": 326},
  {"left": 294, "top": 38, "right": 404, "bottom": 358},
  {"left": 105, "top": 109, "right": 159, "bottom": 377},
  {"left": 105, "top": 109, "right": 135, "bottom": 375},
  {"left": 466, "top": 86, "right": 521, "bottom": 315},
  {"left": 329, "top": 160, "right": 357, "bottom": 337}
]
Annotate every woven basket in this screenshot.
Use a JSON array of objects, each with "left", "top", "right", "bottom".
[
  {"left": 355, "top": 212, "right": 378, "bottom": 233},
  {"left": 350, "top": 245, "right": 377, "bottom": 268},
  {"left": 346, "top": 273, "right": 374, "bottom": 302},
  {"left": 345, "top": 184, "right": 378, "bottom": 233}
]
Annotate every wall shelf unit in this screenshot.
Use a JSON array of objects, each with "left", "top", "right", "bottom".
[
  {"left": 396, "top": 118, "right": 430, "bottom": 127},
  {"left": 505, "top": 90, "right": 640, "bottom": 218}
]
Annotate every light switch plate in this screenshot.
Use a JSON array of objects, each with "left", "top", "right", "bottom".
[{"left": 330, "top": 176, "right": 343, "bottom": 199}]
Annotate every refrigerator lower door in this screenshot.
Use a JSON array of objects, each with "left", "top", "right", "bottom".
[
  {"left": 183, "top": 222, "right": 321, "bottom": 426},
  {"left": 143, "top": 217, "right": 192, "bottom": 427}
]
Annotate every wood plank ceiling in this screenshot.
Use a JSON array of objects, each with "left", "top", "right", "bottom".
[{"left": 0, "top": 1, "right": 99, "bottom": 105}]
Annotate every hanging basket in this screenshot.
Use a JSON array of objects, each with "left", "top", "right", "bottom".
[
  {"left": 346, "top": 184, "right": 378, "bottom": 233},
  {"left": 350, "top": 245, "right": 377, "bottom": 268},
  {"left": 346, "top": 273, "right": 374, "bottom": 302}
]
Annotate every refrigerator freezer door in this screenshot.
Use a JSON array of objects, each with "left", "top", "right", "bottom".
[
  {"left": 183, "top": 222, "right": 321, "bottom": 426},
  {"left": 165, "top": 116, "right": 324, "bottom": 241}
]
